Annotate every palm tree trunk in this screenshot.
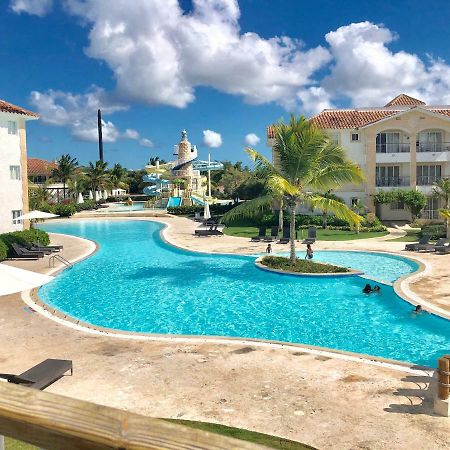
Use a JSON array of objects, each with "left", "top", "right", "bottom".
[
  {"left": 63, "top": 181, "right": 66, "bottom": 200},
  {"left": 289, "top": 206, "right": 296, "bottom": 264},
  {"left": 278, "top": 208, "right": 283, "bottom": 232}
]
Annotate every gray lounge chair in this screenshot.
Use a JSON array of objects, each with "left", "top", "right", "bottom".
[
  {"left": 195, "top": 224, "right": 223, "bottom": 236},
  {"left": 0, "top": 359, "right": 72, "bottom": 390},
  {"left": 405, "top": 236, "right": 430, "bottom": 251},
  {"left": 278, "top": 226, "right": 290, "bottom": 244},
  {"left": 10, "top": 243, "right": 44, "bottom": 259},
  {"left": 434, "top": 241, "right": 450, "bottom": 253},
  {"left": 302, "top": 226, "right": 317, "bottom": 244},
  {"left": 251, "top": 226, "right": 267, "bottom": 242},
  {"left": 262, "top": 226, "right": 279, "bottom": 242}
]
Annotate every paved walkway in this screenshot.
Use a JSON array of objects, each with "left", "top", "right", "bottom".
[{"left": 1, "top": 215, "right": 449, "bottom": 449}]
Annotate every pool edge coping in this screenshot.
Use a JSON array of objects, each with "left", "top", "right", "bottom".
[{"left": 22, "top": 216, "right": 445, "bottom": 375}]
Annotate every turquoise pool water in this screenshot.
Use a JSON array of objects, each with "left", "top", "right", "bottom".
[
  {"left": 39, "top": 221, "right": 450, "bottom": 366},
  {"left": 109, "top": 201, "right": 146, "bottom": 211}
]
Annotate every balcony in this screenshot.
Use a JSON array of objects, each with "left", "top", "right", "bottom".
[
  {"left": 376, "top": 176, "right": 410, "bottom": 187},
  {"left": 416, "top": 175, "right": 442, "bottom": 186},
  {"left": 376, "top": 143, "right": 410, "bottom": 153},
  {"left": 417, "top": 142, "right": 450, "bottom": 152}
]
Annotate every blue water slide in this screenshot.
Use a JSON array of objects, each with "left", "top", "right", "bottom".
[
  {"left": 190, "top": 196, "right": 205, "bottom": 205},
  {"left": 143, "top": 173, "right": 170, "bottom": 196},
  {"left": 192, "top": 160, "right": 224, "bottom": 171},
  {"left": 167, "top": 196, "right": 182, "bottom": 207}
]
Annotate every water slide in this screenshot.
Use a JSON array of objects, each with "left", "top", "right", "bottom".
[
  {"left": 190, "top": 195, "right": 204, "bottom": 205},
  {"left": 142, "top": 173, "right": 170, "bottom": 196},
  {"left": 167, "top": 196, "right": 182, "bottom": 207}
]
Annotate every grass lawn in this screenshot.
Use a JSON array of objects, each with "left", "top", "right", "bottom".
[
  {"left": 388, "top": 229, "right": 421, "bottom": 242},
  {"left": 165, "top": 419, "right": 315, "bottom": 449},
  {"left": 223, "top": 226, "right": 388, "bottom": 241},
  {"left": 5, "top": 438, "right": 36, "bottom": 449}
]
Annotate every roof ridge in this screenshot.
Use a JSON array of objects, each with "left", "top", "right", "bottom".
[{"left": 0, "top": 99, "right": 38, "bottom": 117}]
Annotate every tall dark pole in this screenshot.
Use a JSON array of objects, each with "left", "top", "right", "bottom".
[{"left": 98, "top": 109, "right": 104, "bottom": 162}]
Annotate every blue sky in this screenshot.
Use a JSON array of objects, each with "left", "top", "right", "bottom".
[{"left": 3, "top": 0, "right": 450, "bottom": 169}]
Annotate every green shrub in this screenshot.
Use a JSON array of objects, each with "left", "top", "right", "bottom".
[
  {"left": 0, "top": 229, "right": 50, "bottom": 256},
  {"left": 420, "top": 224, "right": 446, "bottom": 239},
  {"left": 260, "top": 256, "right": 349, "bottom": 274},
  {"left": 0, "top": 239, "right": 7, "bottom": 261},
  {"left": 52, "top": 203, "right": 77, "bottom": 217},
  {"left": 167, "top": 205, "right": 203, "bottom": 215}
]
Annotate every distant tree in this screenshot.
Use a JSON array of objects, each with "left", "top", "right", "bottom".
[
  {"left": 148, "top": 156, "right": 167, "bottom": 166},
  {"left": 52, "top": 154, "right": 78, "bottom": 199},
  {"left": 29, "top": 186, "right": 51, "bottom": 210},
  {"left": 127, "top": 169, "right": 148, "bottom": 194},
  {"left": 84, "top": 160, "right": 110, "bottom": 191},
  {"left": 109, "top": 163, "right": 129, "bottom": 191}
]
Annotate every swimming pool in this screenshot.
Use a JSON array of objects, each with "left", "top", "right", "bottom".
[
  {"left": 108, "top": 201, "right": 146, "bottom": 211},
  {"left": 38, "top": 220, "right": 450, "bottom": 366}
]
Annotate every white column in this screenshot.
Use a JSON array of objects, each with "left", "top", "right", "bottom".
[{"left": 207, "top": 153, "right": 211, "bottom": 198}]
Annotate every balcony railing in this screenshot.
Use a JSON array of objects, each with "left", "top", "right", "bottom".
[
  {"left": 376, "top": 143, "right": 410, "bottom": 153},
  {"left": 416, "top": 175, "right": 442, "bottom": 186},
  {"left": 417, "top": 142, "right": 450, "bottom": 152},
  {"left": 421, "top": 209, "right": 440, "bottom": 220},
  {"left": 376, "top": 176, "right": 410, "bottom": 187}
]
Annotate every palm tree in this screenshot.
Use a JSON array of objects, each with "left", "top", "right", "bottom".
[
  {"left": 222, "top": 115, "right": 364, "bottom": 263},
  {"left": 439, "top": 209, "right": 450, "bottom": 238},
  {"left": 433, "top": 178, "right": 450, "bottom": 236},
  {"left": 84, "top": 160, "right": 110, "bottom": 192},
  {"left": 109, "top": 164, "right": 129, "bottom": 191},
  {"left": 52, "top": 154, "right": 78, "bottom": 199}
]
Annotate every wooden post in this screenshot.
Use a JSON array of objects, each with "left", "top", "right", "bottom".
[{"left": 438, "top": 355, "right": 450, "bottom": 400}]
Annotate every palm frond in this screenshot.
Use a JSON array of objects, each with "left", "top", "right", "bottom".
[
  {"left": 266, "top": 175, "right": 299, "bottom": 197},
  {"left": 308, "top": 162, "right": 364, "bottom": 191},
  {"left": 307, "top": 195, "right": 363, "bottom": 226},
  {"left": 439, "top": 208, "right": 450, "bottom": 219},
  {"left": 220, "top": 195, "right": 275, "bottom": 225}
]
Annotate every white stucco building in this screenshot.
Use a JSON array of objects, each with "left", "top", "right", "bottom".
[
  {"left": 267, "top": 94, "right": 450, "bottom": 221},
  {"left": 0, "top": 99, "right": 38, "bottom": 233}
]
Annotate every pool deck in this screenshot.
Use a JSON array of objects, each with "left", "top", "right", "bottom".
[{"left": 1, "top": 215, "right": 449, "bottom": 449}]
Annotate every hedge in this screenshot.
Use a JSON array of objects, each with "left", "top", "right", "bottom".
[
  {"left": 0, "top": 229, "right": 50, "bottom": 257},
  {"left": 0, "top": 239, "right": 7, "bottom": 261},
  {"left": 420, "top": 224, "right": 446, "bottom": 240}
]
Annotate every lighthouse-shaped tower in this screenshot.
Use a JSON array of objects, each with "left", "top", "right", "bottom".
[{"left": 173, "top": 129, "right": 197, "bottom": 178}]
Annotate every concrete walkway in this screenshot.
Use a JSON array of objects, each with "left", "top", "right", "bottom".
[{"left": 1, "top": 215, "right": 449, "bottom": 450}]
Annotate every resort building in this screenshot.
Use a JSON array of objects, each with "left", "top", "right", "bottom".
[
  {"left": 0, "top": 99, "right": 38, "bottom": 233},
  {"left": 27, "top": 157, "right": 66, "bottom": 203},
  {"left": 267, "top": 94, "right": 450, "bottom": 221}
]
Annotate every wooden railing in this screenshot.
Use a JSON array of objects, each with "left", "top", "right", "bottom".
[{"left": 0, "top": 383, "right": 269, "bottom": 449}]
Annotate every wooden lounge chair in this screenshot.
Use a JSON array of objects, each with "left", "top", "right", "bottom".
[
  {"left": 0, "top": 359, "right": 72, "bottom": 390},
  {"left": 405, "top": 236, "right": 430, "bottom": 251},
  {"left": 302, "top": 226, "right": 317, "bottom": 244},
  {"left": 10, "top": 243, "right": 44, "bottom": 259},
  {"left": 251, "top": 226, "right": 267, "bottom": 242},
  {"left": 278, "top": 226, "right": 290, "bottom": 244}
]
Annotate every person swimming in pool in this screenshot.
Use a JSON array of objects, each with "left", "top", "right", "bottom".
[
  {"left": 266, "top": 243, "right": 272, "bottom": 254},
  {"left": 305, "top": 244, "right": 313, "bottom": 260},
  {"left": 373, "top": 285, "right": 381, "bottom": 293},
  {"left": 413, "top": 305, "right": 423, "bottom": 314},
  {"left": 362, "top": 283, "right": 373, "bottom": 294}
]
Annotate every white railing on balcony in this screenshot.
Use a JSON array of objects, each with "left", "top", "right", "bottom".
[
  {"left": 376, "top": 176, "right": 410, "bottom": 187},
  {"left": 417, "top": 142, "right": 450, "bottom": 152},
  {"left": 376, "top": 143, "right": 410, "bottom": 153},
  {"left": 416, "top": 175, "right": 442, "bottom": 186}
]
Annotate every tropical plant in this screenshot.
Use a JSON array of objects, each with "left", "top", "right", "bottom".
[
  {"left": 222, "top": 115, "right": 364, "bottom": 263},
  {"left": 28, "top": 186, "right": 51, "bottom": 210},
  {"left": 52, "top": 154, "right": 78, "bottom": 199},
  {"left": 320, "top": 191, "right": 345, "bottom": 229},
  {"left": 109, "top": 163, "right": 129, "bottom": 191},
  {"left": 433, "top": 178, "right": 450, "bottom": 236},
  {"left": 373, "top": 189, "right": 427, "bottom": 221},
  {"left": 148, "top": 156, "right": 167, "bottom": 166},
  {"left": 84, "top": 160, "right": 110, "bottom": 191}
]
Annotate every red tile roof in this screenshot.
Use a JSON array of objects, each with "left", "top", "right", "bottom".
[
  {"left": 0, "top": 99, "right": 38, "bottom": 117},
  {"left": 384, "top": 94, "right": 425, "bottom": 107},
  {"left": 27, "top": 158, "right": 57, "bottom": 175}
]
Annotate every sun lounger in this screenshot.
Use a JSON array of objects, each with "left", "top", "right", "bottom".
[
  {"left": 278, "top": 226, "right": 290, "bottom": 244},
  {"left": 34, "top": 242, "right": 63, "bottom": 251},
  {"left": 0, "top": 359, "right": 72, "bottom": 390},
  {"left": 251, "top": 226, "right": 267, "bottom": 242},
  {"left": 405, "top": 236, "right": 430, "bottom": 251},
  {"left": 302, "top": 226, "right": 317, "bottom": 244},
  {"left": 434, "top": 241, "right": 450, "bottom": 253},
  {"left": 10, "top": 243, "right": 44, "bottom": 259},
  {"left": 25, "top": 244, "right": 54, "bottom": 254},
  {"left": 195, "top": 224, "right": 223, "bottom": 236}
]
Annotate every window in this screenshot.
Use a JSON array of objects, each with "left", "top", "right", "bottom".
[
  {"left": 9, "top": 165, "right": 21, "bottom": 180},
  {"left": 351, "top": 197, "right": 359, "bottom": 207},
  {"left": 7, "top": 121, "right": 17, "bottom": 135},
  {"left": 376, "top": 165, "right": 403, "bottom": 186},
  {"left": 376, "top": 131, "right": 408, "bottom": 153},
  {"left": 417, "top": 130, "right": 443, "bottom": 152},
  {"left": 329, "top": 133, "right": 340, "bottom": 145},
  {"left": 12, "top": 210, "right": 22, "bottom": 225},
  {"left": 351, "top": 132, "right": 360, "bottom": 142},
  {"left": 417, "top": 165, "right": 441, "bottom": 185}
]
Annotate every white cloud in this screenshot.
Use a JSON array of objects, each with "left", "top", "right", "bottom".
[
  {"left": 203, "top": 129, "right": 222, "bottom": 148},
  {"left": 123, "top": 128, "right": 139, "bottom": 139},
  {"left": 10, "top": 0, "right": 53, "bottom": 16},
  {"left": 63, "top": 0, "right": 331, "bottom": 108},
  {"left": 72, "top": 119, "right": 120, "bottom": 143},
  {"left": 322, "top": 21, "right": 450, "bottom": 106},
  {"left": 139, "top": 138, "right": 154, "bottom": 148},
  {"left": 244, "top": 133, "right": 260, "bottom": 146}
]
